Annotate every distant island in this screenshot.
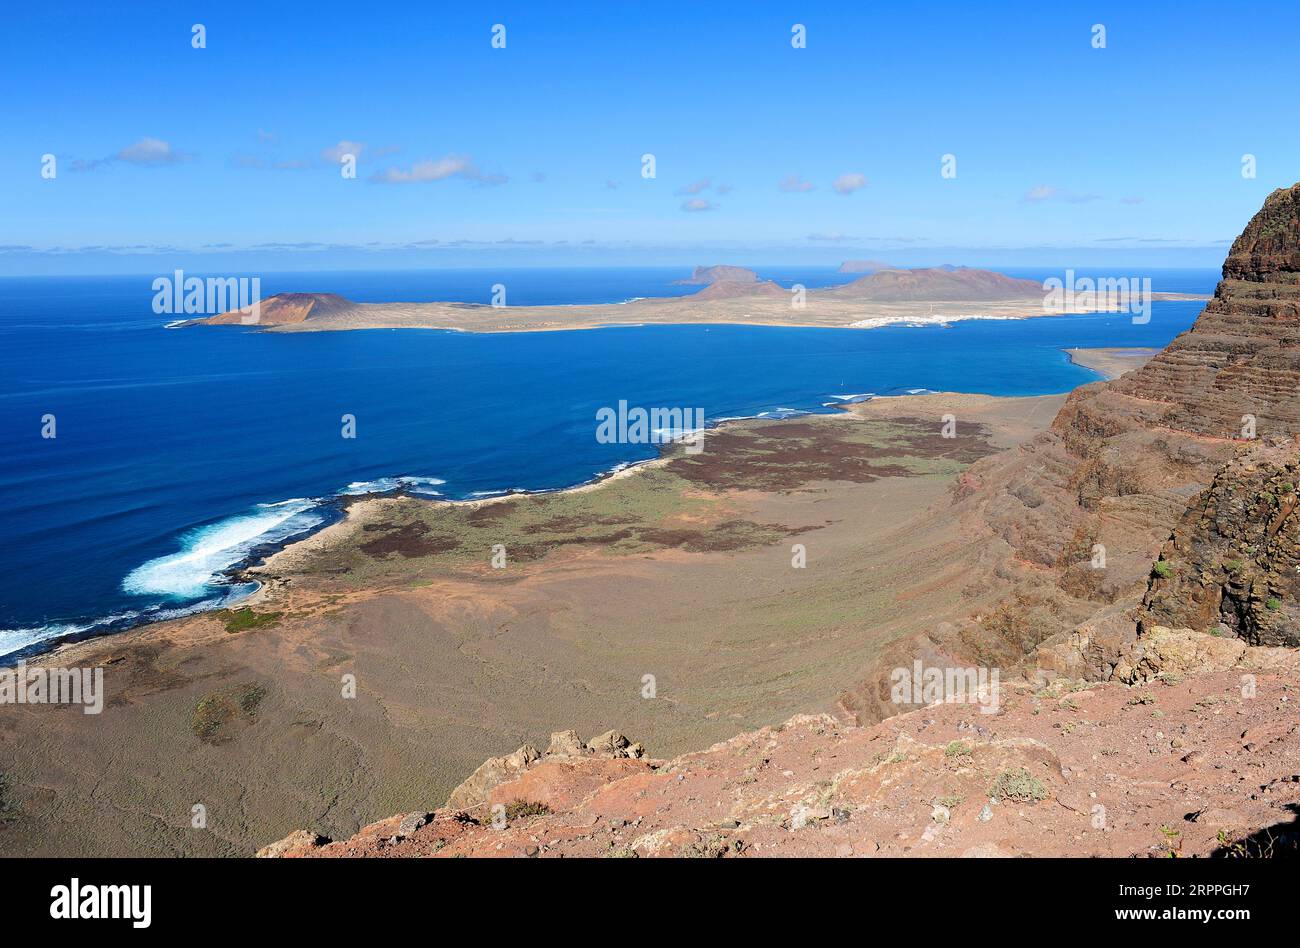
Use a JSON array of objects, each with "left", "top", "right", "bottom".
[
  {"left": 181, "top": 265, "right": 1207, "bottom": 334},
  {"left": 836, "top": 259, "right": 895, "bottom": 273}
]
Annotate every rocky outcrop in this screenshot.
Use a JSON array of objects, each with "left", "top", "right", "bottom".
[
  {"left": 255, "top": 829, "right": 327, "bottom": 858},
  {"left": 1140, "top": 439, "right": 1300, "bottom": 645},
  {"left": 444, "top": 742, "right": 542, "bottom": 810},
  {"left": 444, "top": 729, "right": 645, "bottom": 810},
  {"left": 1112, "top": 625, "right": 1300, "bottom": 685}
]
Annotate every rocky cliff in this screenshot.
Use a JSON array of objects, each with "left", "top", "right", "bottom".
[
  {"left": 1140, "top": 438, "right": 1300, "bottom": 646},
  {"left": 904, "top": 184, "right": 1300, "bottom": 683},
  {"left": 1111, "top": 185, "right": 1300, "bottom": 440}
]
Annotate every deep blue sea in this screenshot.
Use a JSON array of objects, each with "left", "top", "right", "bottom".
[{"left": 0, "top": 266, "right": 1217, "bottom": 659}]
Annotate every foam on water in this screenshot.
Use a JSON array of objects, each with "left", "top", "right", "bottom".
[
  {"left": 122, "top": 498, "right": 328, "bottom": 598},
  {"left": 0, "top": 591, "right": 250, "bottom": 660},
  {"left": 3, "top": 472, "right": 460, "bottom": 659},
  {"left": 339, "top": 475, "right": 446, "bottom": 497}
]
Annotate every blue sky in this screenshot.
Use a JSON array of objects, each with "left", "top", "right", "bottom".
[{"left": 2, "top": 0, "right": 1297, "bottom": 274}]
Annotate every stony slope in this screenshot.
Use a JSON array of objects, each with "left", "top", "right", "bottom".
[{"left": 260, "top": 627, "right": 1300, "bottom": 858}]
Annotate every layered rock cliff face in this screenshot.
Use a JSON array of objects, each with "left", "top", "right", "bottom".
[
  {"left": 1140, "top": 439, "right": 1300, "bottom": 646},
  {"left": 894, "top": 184, "right": 1300, "bottom": 684},
  {"left": 1112, "top": 185, "right": 1300, "bottom": 440}
]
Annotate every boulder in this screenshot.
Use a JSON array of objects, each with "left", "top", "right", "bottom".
[
  {"left": 445, "top": 743, "right": 541, "bottom": 810},
  {"left": 255, "top": 829, "right": 329, "bottom": 858}
]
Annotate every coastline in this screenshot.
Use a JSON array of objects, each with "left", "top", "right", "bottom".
[
  {"left": 10, "top": 408, "right": 798, "bottom": 665},
  {"left": 3, "top": 387, "right": 1068, "bottom": 856},
  {"left": 7, "top": 364, "right": 1129, "bottom": 668},
  {"left": 37, "top": 387, "right": 1059, "bottom": 676},
  {"left": 185, "top": 288, "right": 1209, "bottom": 334},
  {"left": 6, "top": 336, "right": 1166, "bottom": 668}
]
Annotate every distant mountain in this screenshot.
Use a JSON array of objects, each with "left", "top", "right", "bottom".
[
  {"left": 827, "top": 266, "right": 1043, "bottom": 301},
  {"left": 672, "top": 265, "right": 761, "bottom": 285},
  {"left": 671, "top": 264, "right": 789, "bottom": 299},
  {"left": 836, "top": 259, "right": 895, "bottom": 274},
  {"left": 201, "top": 292, "right": 353, "bottom": 326},
  {"left": 690, "top": 278, "right": 788, "bottom": 300}
]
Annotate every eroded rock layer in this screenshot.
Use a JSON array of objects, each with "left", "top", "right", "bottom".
[
  {"left": 1140, "top": 439, "right": 1300, "bottom": 646},
  {"left": 840, "top": 184, "right": 1300, "bottom": 704}
]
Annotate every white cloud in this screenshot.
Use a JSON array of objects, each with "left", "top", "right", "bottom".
[
  {"left": 371, "top": 154, "right": 507, "bottom": 185},
  {"left": 70, "top": 137, "right": 192, "bottom": 171},
  {"left": 119, "top": 137, "right": 189, "bottom": 164},
  {"left": 1024, "top": 184, "right": 1102, "bottom": 203},
  {"left": 779, "top": 174, "right": 815, "bottom": 193},
  {"left": 832, "top": 172, "right": 867, "bottom": 195},
  {"left": 675, "top": 177, "right": 712, "bottom": 196},
  {"left": 680, "top": 197, "right": 716, "bottom": 212}
]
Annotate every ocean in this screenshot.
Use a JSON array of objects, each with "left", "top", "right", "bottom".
[{"left": 0, "top": 266, "right": 1217, "bottom": 659}]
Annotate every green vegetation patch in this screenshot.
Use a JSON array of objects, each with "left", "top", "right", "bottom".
[
  {"left": 191, "top": 681, "right": 268, "bottom": 744},
  {"left": 990, "top": 767, "right": 1049, "bottom": 803},
  {"left": 0, "top": 772, "right": 15, "bottom": 827},
  {"left": 298, "top": 465, "right": 792, "bottom": 583},
  {"left": 501, "top": 800, "right": 551, "bottom": 821},
  {"left": 219, "top": 607, "right": 283, "bottom": 633}
]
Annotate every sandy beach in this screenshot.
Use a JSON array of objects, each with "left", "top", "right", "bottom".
[{"left": 1065, "top": 346, "right": 1161, "bottom": 380}]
